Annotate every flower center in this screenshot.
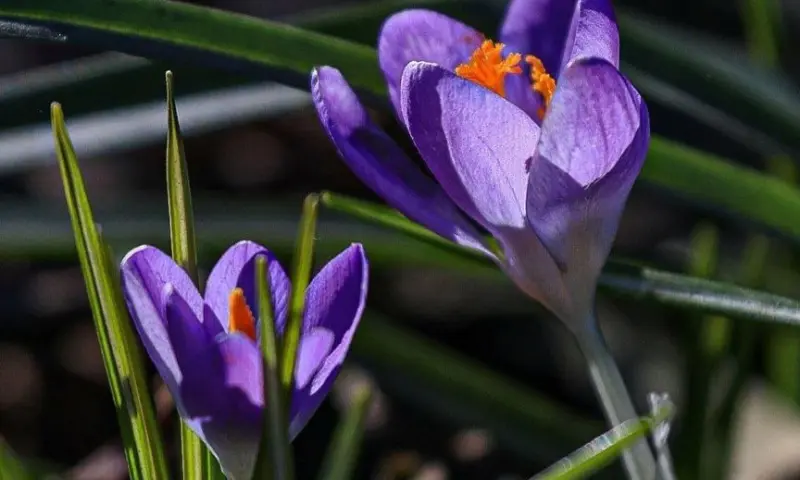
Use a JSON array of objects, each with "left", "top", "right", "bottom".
[
  {"left": 455, "top": 39, "right": 556, "bottom": 119},
  {"left": 228, "top": 288, "right": 256, "bottom": 340},
  {"left": 454, "top": 40, "right": 521, "bottom": 97}
]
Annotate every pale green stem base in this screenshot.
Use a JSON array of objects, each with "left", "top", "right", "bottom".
[{"left": 574, "top": 321, "right": 658, "bottom": 480}]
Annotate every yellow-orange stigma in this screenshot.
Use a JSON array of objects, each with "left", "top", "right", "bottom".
[
  {"left": 228, "top": 288, "right": 256, "bottom": 340},
  {"left": 455, "top": 40, "right": 521, "bottom": 97},
  {"left": 525, "top": 55, "right": 556, "bottom": 120}
]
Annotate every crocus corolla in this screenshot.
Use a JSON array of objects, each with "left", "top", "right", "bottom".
[
  {"left": 120, "top": 241, "right": 368, "bottom": 479},
  {"left": 311, "top": 0, "right": 648, "bottom": 328}
]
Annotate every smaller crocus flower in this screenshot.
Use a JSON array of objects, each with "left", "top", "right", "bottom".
[
  {"left": 312, "top": 0, "right": 647, "bottom": 328},
  {"left": 120, "top": 241, "right": 368, "bottom": 480}
]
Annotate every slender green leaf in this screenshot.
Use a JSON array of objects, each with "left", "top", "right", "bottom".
[
  {"left": 165, "top": 70, "right": 199, "bottom": 285},
  {"left": 0, "top": 0, "right": 382, "bottom": 94},
  {"left": 531, "top": 399, "right": 674, "bottom": 480},
  {"left": 51, "top": 103, "right": 169, "bottom": 480},
  {"left": 253, "top": 255, "right": 293, "bottom": 480},
  {"left": 318, "top": 384, "right": 372, "bottom": 480},
  {"left": 281, "top": 195, "right": 319, "bottom": 396},
  {"left": 164, "top": 70, "right": 219, "bottom": 480}
]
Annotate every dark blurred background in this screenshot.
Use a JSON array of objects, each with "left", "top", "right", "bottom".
[{"left": 2, "top": 0, "right": 800, "bottom": 479}]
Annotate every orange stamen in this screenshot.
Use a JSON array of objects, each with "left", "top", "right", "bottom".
[
  {"left": 525, "top": 55, "right": 556, "bottom": 119},
  {"left": 228, "top": 288, "right": 256, "bottom": 340},
  {"left": 455, "top": 40, "right": 522, "bottom": 97}
]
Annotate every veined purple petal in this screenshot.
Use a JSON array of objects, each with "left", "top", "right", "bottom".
[
  {"left": 190, "top": 335, "right": 263, "bottom": 480},
  {"left": 203, "top": 240, "right": 290, "bottom": 337},
  {"left": 499, "top": 0, "right": 618, "bottom": 78},
  {"left": 526, "top": 59, "right": 648, "bottom": 307},
  {"left": 120, "top": 245, "right": 203, "bottom": 397},
  {"left": 289, "top": 244, "right": 368, "bottom": 436},
  {"left": 400, "top": 61, "right": 539, "bottom": 235},
  {"left": 378, "top": 9, "right": 484, "bottom": 117},
  {"left": 311, "top": 67, "right": 490, "bottom": 255}
]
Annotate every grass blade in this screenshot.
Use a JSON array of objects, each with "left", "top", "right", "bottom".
[
  {"left": 165, "top": 70, "right": 198, "bottom": 285},
  {"left": 0, "top": 0, "right": 382, "bottom": 94},
  {"left": 318, "top": 384, "right": 372, "bottom": 480},
  {"left": 164, "top": 69, "right": 220, "bottom": 480},
  {"left": 253, "top": 255, "right": 293, "bottom": 480},
  {"left": 51, "top": 103, "right": 169, "bottom": 479},
  {"left": 281, "top": 195, "right": 319, "bottom": 392},
  {"left": 531, "top": 399, "right": 674, "bottom": 480}
]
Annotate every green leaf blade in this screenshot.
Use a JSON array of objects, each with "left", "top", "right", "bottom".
[
  {"left": 532, "top": 400, "right": 674, "bottom": 480},
  {"left": 51, "top": 102, "right": 169, "bottom": 480},
  {"left": 281, "top": 195, "right": 320, "bottom": 391},
  {"left": 253, "top": 254, "right": 293, "bottom": 480},
  {"left": 318, "top": 384, "right": 372, "bottom": 480}
]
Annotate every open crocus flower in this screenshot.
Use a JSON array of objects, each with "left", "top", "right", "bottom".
[
  {"left": 120, "top": 241, "right": 368, "bottom": 480},
  {"left": 312, "top": 0, "right": 648, "bottom": 326}
]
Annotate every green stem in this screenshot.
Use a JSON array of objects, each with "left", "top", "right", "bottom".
[{"left": 573, "top": 319, "right": 657, "bottom": 480}]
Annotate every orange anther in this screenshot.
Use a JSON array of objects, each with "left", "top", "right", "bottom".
[
  {"left": 228, "top": 288, "right": 256, "bottom": 340},
  {"left": 455, "top": 40, "right": 522, "bottom": 97},
  {"left": 525, "top": 55, "right": 556, "bottom": 119}
]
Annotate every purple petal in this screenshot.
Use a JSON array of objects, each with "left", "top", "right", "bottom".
[
  {"left": 311, "top": 67, "right": 490, "bottom": 255},
  {"left": 294, "top": 327, "right": 335, "bottom": 390},
  {"left": 120, "top": 245, "right": 203, "bottom": 396},
  {"left": 526, "top": 58, "right": 648, "bottom": 284},
  {"left": 189, "top": 335, "right": 263, "bottom": 480},
  {"left": 289, "top": 244, "right": 368, "bottom": 436},
  {"left": 378, "top": 9, "right": 484, "bottom": 117},
  {"left": 503, "top": 73, "right": 545, "bottom": 125},
  {"left": 499, "top": 0, "right": 618, "bottom": 77},
  {"left": 203, "top": 240, "right": 290, "bottom": 337},
  {"left": 400, "top": 61, "right": 540, "bottom": 235},
  {"left": 164, "top": 284, "right": 212, "bottom": 390}
]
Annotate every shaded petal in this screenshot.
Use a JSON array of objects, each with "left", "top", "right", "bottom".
[
  {"left": 503, "top": 72, "right": 545, "bottom": 124},
  {"left": 499, "top": 0, "right": 578, "bottom": 76},
  {"left": 564, "top": 0, "right": 619, "bottom": 69},
  {"left": 289, "top": 244, "right": 368, "bottom": 436},
  {"left": 312, "top": 67, "right": 490, "bottom": 255},
  {"left": 400, "top": 61, "right": 540, "bottom": 234},
  {"left": 526, "top": 59, "right": 648, "bottom": 304},
  {"left": 499, "top": 0, "right": 618, "bottom": 77},
  {"left": 378, "top": 9, "right": 484, "bottom": 117},
  {"left": 120, "top": 245, "right": 202, "bottom": 396},
  {"left": 204, "top": 240, "right": 290, "bottom": 336},
  {"left": 190, "top": 335, "right": 263, "bottom": 480},
  {"left": 294, "top": 327, "right": 335, "bottom": 391},
  {"left": 164, "top": 285, "right": 212, "bottom": 399}
]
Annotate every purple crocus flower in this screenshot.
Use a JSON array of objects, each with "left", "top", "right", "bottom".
[
  {"left": 311, "top": 0, "right": 648, "bottom": 326},
  {"left": 120, "top": 240, "right": 368, "bottom": 479}
]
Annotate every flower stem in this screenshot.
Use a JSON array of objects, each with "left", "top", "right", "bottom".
[{"left": 574, "top": 319, "right": 657, "bottom": 480}]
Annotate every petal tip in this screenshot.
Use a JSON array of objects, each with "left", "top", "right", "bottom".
[{"left": 120, "top": 244, "right": 161, "bottom": 269}]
